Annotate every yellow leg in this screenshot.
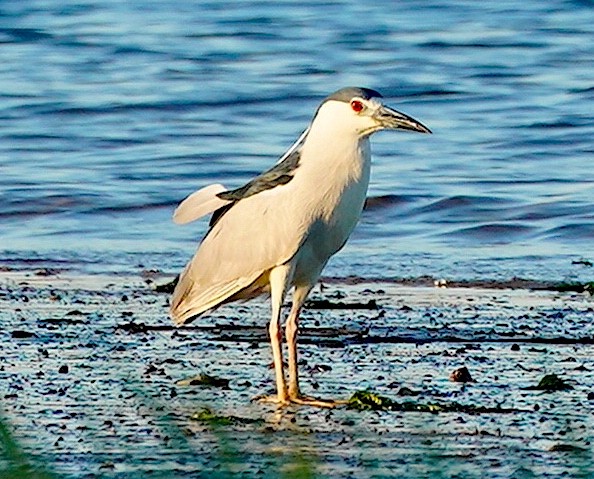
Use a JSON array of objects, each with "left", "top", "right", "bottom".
[
  {"left": 286, "top": 284, "right": 311, "bottom": 399},
  {"left": 266, "top": 264, "right": 292, "bottom": 405},
  {"left": 285, "top": 284, "right": 347, "bottom": 408}
]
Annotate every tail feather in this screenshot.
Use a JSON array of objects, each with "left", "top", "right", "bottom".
[
  {"left": 173, "top": 183, "right": 230, "bottom": 225},
  {"left": 170, "top": 267, "right": 263, "bottom": 325}
]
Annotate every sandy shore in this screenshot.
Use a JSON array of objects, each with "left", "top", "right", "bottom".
[{"left": 1, "top": 269, "right": 593, "bottom": 478}]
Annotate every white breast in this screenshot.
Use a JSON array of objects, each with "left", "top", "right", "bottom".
[{"left": 290, "top": 135, "right": 371, "bottom": 285}]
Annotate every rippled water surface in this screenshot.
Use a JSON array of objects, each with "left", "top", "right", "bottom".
[{"left": 1, "top": 0, "right": 594, "bottom": 280}]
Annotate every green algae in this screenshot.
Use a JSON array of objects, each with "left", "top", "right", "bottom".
[
  {"left": 190, "top": 408, "right": 264, "bottom": 427},
  {"left": 525, "top": 374, "right": 574, "bottom": 391},
  {"left": 553, "top": 281, "right": 594, "bottom": 295},
  {"left": 347, "top": 390, "right": 519, "bottom": 414}
]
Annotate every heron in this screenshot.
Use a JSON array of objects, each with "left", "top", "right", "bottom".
[{"left": 170, "top": 87, "right": 430, "bottom": 407}]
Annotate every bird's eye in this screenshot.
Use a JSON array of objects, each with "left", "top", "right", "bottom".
[{"left": 350, "top": 100, "right": 364, "bottom": 113}]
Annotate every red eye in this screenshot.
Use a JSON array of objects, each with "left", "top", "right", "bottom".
[{"left": 350, "top": 100, "right": 364, "bottom": 113}]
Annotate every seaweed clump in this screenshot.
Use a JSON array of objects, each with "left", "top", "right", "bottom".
[
  {"left": 346, "top": 390, "right": 517, "bottom": 414},
  {"left": 553, "top": 281, "right": 594, "bottom": 295},
  {"left": 176, "top": 373, "right": 230, "bottom": 388},
  {"left": 525, "top": 374, "right": 573, "bottom": 392},
  {"left": 190, "top": 408, "right": 263, "bottom": 427},
  {"left": 347, "top": 390, "right": 397, "bottom": 411}
]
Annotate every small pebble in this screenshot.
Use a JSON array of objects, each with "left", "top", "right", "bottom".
[{"left": 449, "top": 366, "right": 473, "bottom": 383}]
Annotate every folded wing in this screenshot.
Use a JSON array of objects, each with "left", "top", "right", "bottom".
[
  {"left": 170, "top": 187, "right": 305, "bottom": 324},
  {"left": 170, "top": 133, "right": 310, "bottom": 325}
]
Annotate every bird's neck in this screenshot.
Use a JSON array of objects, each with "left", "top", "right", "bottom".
[
  {"left": 302, "top": 125, "right": 371, "bottom": 184},
  {"left": 299, "top": 128, "right": 371, "bottom": 227}
]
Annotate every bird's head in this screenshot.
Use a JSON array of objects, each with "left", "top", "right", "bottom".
[{"left": 314, "top": 87, "right": 431, "bottom": 138}]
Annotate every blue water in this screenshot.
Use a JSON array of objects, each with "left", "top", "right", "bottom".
[{"left": 1, "top": 0, "right": 594, "bottom": 281}]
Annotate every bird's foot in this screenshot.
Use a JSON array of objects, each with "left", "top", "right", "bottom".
[
  {"left": 289, "top": 394, "right": 347, "bottom": 408},
  {"left": 253, "top": 393, "right": 346, "bottom": 408},
  {"left": 252, "top": 393, "right": 290, "bottom": 407}
]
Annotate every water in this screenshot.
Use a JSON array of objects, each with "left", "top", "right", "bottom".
[{"left": 1, "top": 0, "right": 594, "bottom": 282}]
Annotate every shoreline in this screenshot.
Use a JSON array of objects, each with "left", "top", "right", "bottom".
[{"left": 2, "top": 269, "right": 593, "bottom": 478}]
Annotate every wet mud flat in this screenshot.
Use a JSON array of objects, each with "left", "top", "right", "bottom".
[{"left": 1, "top": 269, "right": 594, "bottom": 478}]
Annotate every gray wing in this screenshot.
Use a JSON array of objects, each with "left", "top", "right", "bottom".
[
  {"left": 207, "top": 127, "right": 307, "bottom": 228},
  {"left": 171, "top": 128, "right": 310, "bottom": 324},
  {"left": 217, "top": 128, "right": 306, "bottom": 202},
  {"left": 171, "top": 183, "right": 308, "bottom": 323}
]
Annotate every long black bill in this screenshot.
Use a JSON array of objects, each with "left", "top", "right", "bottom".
[{"left": 375, "top": 105, "right": 432, "bottom": 134}]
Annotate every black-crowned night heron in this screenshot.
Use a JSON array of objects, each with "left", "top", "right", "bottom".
[{"left": 170, "top": 87, "right": 430, "bottom": 407}]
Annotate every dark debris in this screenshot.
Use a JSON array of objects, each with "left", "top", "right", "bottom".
[
  {"left": 524, "top": 374, "right": 573, "bottom": 392},
  {"left": 346, "top": 390, "right": 519, "bottom": 414}
]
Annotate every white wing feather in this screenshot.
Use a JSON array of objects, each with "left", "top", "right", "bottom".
[
  {"left": 173, "top": 183, "right": 230, "bottom": 224},
  {"left": 275, "top": 127, "right": 309, "bottom": 164}
]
